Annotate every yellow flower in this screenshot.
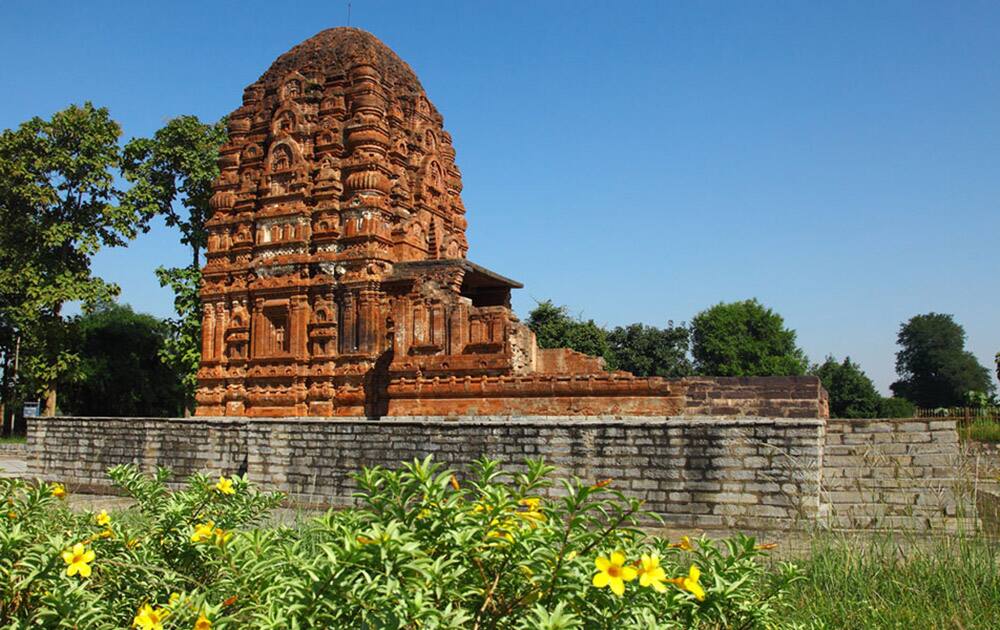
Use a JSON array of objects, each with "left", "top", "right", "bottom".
[
  {"left": 670, "top": 564, "right": 705, "bottom": 601},
  {"left": 62, "top": 543, "right": 95, "bottom": 578},
  {"left": 637, "top": 553, "right": 668, "bottom": 592},
  {"left": 96, "top": 510, "right": 111, "bottom": 526},
  {"left": 213, "top": 527, "right": 233, "bottom": 546},
  {"left": 6, "top": 511, "right": 15, "bottom": 520},
  {"left": 51, "top": 483, "right": 67, "bottom": 499},
  {"left": 191, "top": 521, "right": 215, "bottom": 543},
  {"left": 590, "top": 478, "right": 613, "bottom": 490},
  {"left": 168, "top": 592, "right": 181, "bottom": 606},
  {"left": 98, "top": 528, "right": 114, "bottom": 539},
  {"left": 518, "top": 497, "right": 541, "bottom": 510},
  {"left": 194, "top": 612, "right": 212, "bottom": 630},
  {"left": 215, "top": 476, "right": 235, "bottom": 495},
  {"left": 592, "top": 551, "right": 638, "bottom": 596},
  {"left": 756, "top": 542, "right": 778, "bottom": 551},
  {"left": 669, "top": 535, "right": 693, "bottom": 551},
  {"left": 449, "top": 474, "right": 460, "bottom": 490},
  {"left": 133, "top": 603, "right": 168, "bottom": 630}
]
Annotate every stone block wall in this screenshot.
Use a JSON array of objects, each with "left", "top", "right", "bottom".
[
  {"left": 247, "top": 417, "right": 825, "bottom": 530},
  {"left": 681, "top": 377, "right": 829, "bottom": 418},
  {"left": 27, "top": 415, "right": 972, "bottom": 532},
  {"left": 821, "top": 418, "right": 973, "bottom": 531},
  {"left": 29, "top": 417, "right": 246, "bottom": 493}
]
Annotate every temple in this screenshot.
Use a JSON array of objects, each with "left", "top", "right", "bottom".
[{"left": 195, "top": 28, "right": 827, "bottom": 418}]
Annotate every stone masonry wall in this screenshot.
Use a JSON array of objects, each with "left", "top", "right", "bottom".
[
  {"left": 821, "top": 418, "right": 973, "bottom": 532},
  {"left": 247, "top": 417, "right": 825, "bottom": 530},
  {"left": 29, "top": 417, "right": 246, "bottom": 493},
  {"left": 28, "top": 415, "right": 969, "bottom": 532},
  {"left": 30, "top": 416, "right": 823, "bottom": 530},
  {"left": 682, "top": 377, "right": 829, "bottom": 419}
]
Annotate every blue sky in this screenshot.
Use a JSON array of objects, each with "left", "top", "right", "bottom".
[{"left": 2, "top": 1, "right": 998, "bottom": 393}]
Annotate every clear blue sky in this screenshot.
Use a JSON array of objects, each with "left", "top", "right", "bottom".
[{"left": 3, "top": 1, "right": 998, "bottom": 394}]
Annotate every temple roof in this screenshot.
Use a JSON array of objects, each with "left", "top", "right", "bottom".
[
  {"left": 391, "top": 260, "right": 523, "bottom": 289},
  {"left": 255, "top": 27, "right": 427, "bottom": 108}
]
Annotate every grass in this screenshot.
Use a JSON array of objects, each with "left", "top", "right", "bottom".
[
  {"left": 0, "top": 435, "right": 26, "bottom": 444},
  {"left": 786, "top": 532, "right": 1000, "bottom": 629},
  {"left": 960, "top": 419, "right": 1000, "bottom": 443}
]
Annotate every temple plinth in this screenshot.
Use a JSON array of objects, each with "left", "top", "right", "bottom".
[{"left": 195, "top": 28, "right": 828, "bottom": 419}]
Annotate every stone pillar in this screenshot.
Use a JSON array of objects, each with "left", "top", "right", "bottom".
[
  {"left": 202, "top": 304, "right": 216, "bottom": 360},
  {"left": 341, "top": 292, "right": 356, "bottom": 353},
  {"left": 214, "top": 302, "right": 227, "bottom": 363}
]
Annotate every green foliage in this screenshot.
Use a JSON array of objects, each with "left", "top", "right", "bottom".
[
  {"left": 0, "top": 103, "right": 145, "bottom": 405},
  {"left": 119, "top": 116, "right": 227, "bottom": 410},
  {"left": 960, "top": 419, "right": 1000, "bottom": 443},
  {"left": 605, "top": 323, "right": 692, "bottom": 378},
  {"left": 877, "top": 396, "right": 915, "bottom": 419},
  {"left": 120, "top": 116, "right": 228, "bottom": 268},
  {"left": 811, "top": 356, "right": 881, "bottom": 418},
  {"left": 788, "top": 533, "right": 1000, "bottom": 629},
  {"left": 527, "top": 301, "right": 611, "bottom": 363},
  {"left": 890, "top": 313, "right": 994, "bottom": 407},
  {"left": 0, "top": 458, "right": 803, "bottom": 628},
  {"left": 690, "top": 299, "right": 808, "bottom": 377},
  {"left": 59, "top": 302, "right": 185, "bottom": 417},
  {"left": 155, "top": 266, "right": 202, "bottom": 413}
]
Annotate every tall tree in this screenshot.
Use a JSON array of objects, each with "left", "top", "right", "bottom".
[
  {"left": 890, "top": 313, "right": 994, "bottom": 407},
  {"left": 690, "top": 299, "right": 808, "bottom": 377},
  {"left": 0, "top": 103, "right": 143, "bottom": 418},
  {"left": 60, "top": 302, "right": 185, "bottom": 417},
  {"left": 120, "top": 116, "right": 227, "bottom": 413},
  {"left": 606, "top": 322, "right": 692, "bottom": 377},
  {"left": 526, "top": 301, "right": 610, "bottom": 363},
  {"left": 811, "top": 356, "right": 881, "bottom": 418}
]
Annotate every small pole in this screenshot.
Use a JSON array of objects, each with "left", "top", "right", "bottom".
[{"left": 347, "top": 1, "right": 352, "bottom": 26}]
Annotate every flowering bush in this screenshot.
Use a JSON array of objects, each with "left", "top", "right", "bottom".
[{"left": 0, "top": 457, "right": 804, "bottom": 628}]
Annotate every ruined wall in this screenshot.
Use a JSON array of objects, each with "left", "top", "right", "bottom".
[
  {"left": 28, "top": 415, "right": 971, "bottom": 532},
  {"left": 246, "top": 417, "right": 824, "bottom": 530},
  {"left": 28, "top": 417, "right": 247, "bottom": 493},
  {"left": 682, "top": 377, "right": 829, "bottom": 418},
  {"left": 821, "top": 418, "right": 973, "bottom": 532}
]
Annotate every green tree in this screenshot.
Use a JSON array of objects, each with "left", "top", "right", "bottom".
[
  {"left": 0, "top": 103, "right": 144, "bottom": 417},
  {"left": 606, "top": 322, "right": 692, "bottom": 377},
  {"left": 60, "top": 303, "right": 185, "bottom": 417},
  {"left": 811, "top": 356, "right": 881, "bottom": 418},
  {"left": 689, "top": 299, "right": 808, "bottom": 377},
  {"left": 120, "top": 116, "right": 227, "bottom": 413},
  {"left": 890, "top": 313, "right": 994, "bottom": 408},
  {"left": 526, "top": 301, "right": 610, "bottom": 362},
  {"left": 878, "top": 397, "right": 915, "bottom": 418}
]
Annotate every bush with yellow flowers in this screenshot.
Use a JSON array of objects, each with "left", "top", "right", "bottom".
[{"left": 0, "top": 457, "right": 804, "bottom": 628}]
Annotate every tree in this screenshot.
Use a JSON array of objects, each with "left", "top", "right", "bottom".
[
  {"left": 606, "top": 322, "right": 692, "bottom": 377},
  {"left": 689, "top": 299, "right": 808, "bottom": 377},
  {"left": 60, "top": 303, "right": 185, "bottom": 417},
  {"left": 120, "top": 116, "right": 227, "bottom": 413},
  {"left": 890, "top": 313, "right": 994, "bottom": 408},
  {"left": 0, "top": 103, "right": 145, "bottom": 418},
  {"left": 526, "top": 301, "right": 610, "bottom": 363},
  {"left": 811, "top": 356, "right": 881, "bottom": 418},
  {"left": 878, "top": 397, "right": 915, "bottom": 418}
]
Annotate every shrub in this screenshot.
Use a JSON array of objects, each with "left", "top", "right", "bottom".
[
  {"left": 1, "top": 457, "right": 804, "bottom": 628},
  {"left": 879, "top": 396, "right": 915, "bottom": 418}
]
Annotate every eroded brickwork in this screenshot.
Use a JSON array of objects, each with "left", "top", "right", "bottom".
[{"left": 194, "top": 27, "right": 828, "bottom": 419}]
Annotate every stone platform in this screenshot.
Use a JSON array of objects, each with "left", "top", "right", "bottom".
[{"left": 27, "top": 415, "right": 973, "bottom": 532}]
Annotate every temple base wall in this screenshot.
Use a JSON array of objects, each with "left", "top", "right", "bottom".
[{"left": 27, "top": 415, "right": 969, "bottom": 532}]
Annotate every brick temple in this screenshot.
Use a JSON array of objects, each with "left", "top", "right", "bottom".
[{"left": 195, "top": 28, "right": 827, "bottom": 418}]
